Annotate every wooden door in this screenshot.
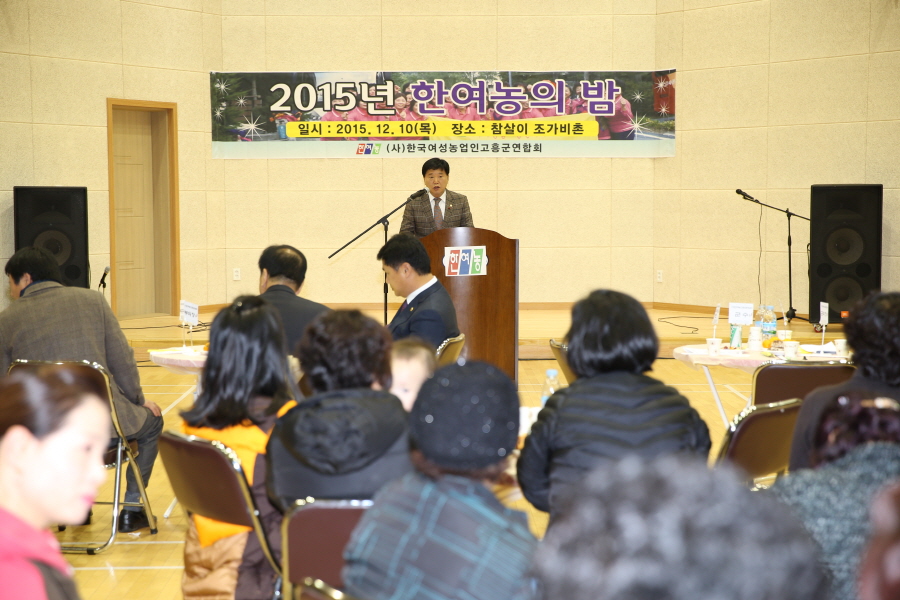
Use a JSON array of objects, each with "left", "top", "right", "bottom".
[
  {"left": 112, "top": 109, "right": 156, "bottom": 317},
  {"left": 107, "top": 100, "right": 180, "bottom": 318}
]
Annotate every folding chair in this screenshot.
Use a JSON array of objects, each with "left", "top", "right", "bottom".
[
  {"left": 282, "top": 498, "right": 372, "bottom": 600},
  {"left": 436, "top": 333, "right": 466, "bottom": 367},
  {"left": 549, "top": 339, "right": 577, "bottom": 384},
  {"left": 8, "top": 359, "right": 157, "bottom": 554},
  {"left": 750, "top": 362, "right": 855, "bottom": 406},
  {"left": 157, "top": 430, "right": 281, "bottom": 593},
  {"left": 716, "top": 398, "right": 803, "bottom": 487},
  {"left": 298, "top": 579, "right": 362, "bottom": 600}
]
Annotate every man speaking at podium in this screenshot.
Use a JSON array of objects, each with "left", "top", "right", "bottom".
[{"left": 399, "top": 158, "right": 474, "bottom": 238}]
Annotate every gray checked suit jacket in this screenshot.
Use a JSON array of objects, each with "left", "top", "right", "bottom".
[
  {"left": 399, "top": 190, "right": 474, "bottom": 238},
  {"left": 0, "top": 281, "right": 148, "bottom": 436}
]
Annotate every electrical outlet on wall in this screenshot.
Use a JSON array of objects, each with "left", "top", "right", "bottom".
[
  {"left": 233, "top": 268, "right": 241, "bottom": 281},
  {"left": 656, "top": 270, "right": 663, "bottom": 283}
]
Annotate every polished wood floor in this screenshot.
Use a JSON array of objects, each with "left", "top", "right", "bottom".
[{"left": 67, "top": 307, "right": 798, "bottom": 599}]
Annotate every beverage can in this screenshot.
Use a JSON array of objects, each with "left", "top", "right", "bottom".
[{"left": 730, "top": 324, "right": 742, "bottom": 349}]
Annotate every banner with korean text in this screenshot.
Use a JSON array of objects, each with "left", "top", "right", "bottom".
[{"left": 210, "top": 70, "right": 675, "bottom": 159}]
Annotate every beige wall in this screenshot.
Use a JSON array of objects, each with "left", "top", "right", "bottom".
[{"left": 1, "top": 0, "right": 898, "bottom": 314}]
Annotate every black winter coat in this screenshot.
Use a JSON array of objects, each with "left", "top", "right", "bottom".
[
  {"left": 517, "top": 371, "right": 711, "bottom": 518},
  {"left": 266, "top": 388, "right": 413, "bottom": 511}
]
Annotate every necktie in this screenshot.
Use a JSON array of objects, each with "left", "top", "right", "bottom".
[
  {"left": 433, "top": 198, "right": 444, "bottom": 230},
  {"left": 390, "top": 300, "right": 408, "bottom": 325}
]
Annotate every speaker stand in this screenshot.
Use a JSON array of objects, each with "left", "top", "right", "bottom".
[{"left": 737, "top": 191, "right": 810, "bottom": 323}]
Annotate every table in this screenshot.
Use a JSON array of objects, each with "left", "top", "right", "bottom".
[
  {"left": 148, "top": 346, "right": 207, "bottom": 376},
  {"left": 673, "top": 344, "right": 851, "bottom": 427}
]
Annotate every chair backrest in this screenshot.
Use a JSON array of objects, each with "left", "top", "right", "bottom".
[
  {"left": 549, "top": 339, "right": 577, "bottom": 384},
  {"left": 8, "top": 359, "right": 122, "bottom": 436},
  {"left": 282, "top": 498, "right": 372, "bottom": 596},
  {"left": 752, "top": 362, "right": 855, "bottom": 406},
  {"left": 158, "top": 431, "right": 280, "bottom": 573},
  {"left": 298, "top": 373, "right": 314, "bottom": 398},
  {"left": 716, "top": 398, "right": 803, "bottom": 482},
  {"left": 436, "top": 333, "right": 465, "bottom": 367}
]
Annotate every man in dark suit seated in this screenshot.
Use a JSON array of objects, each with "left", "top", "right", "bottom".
[
  {"left": 399, "top": 157, "right": 474, "bottom": 239},
  {"left": 258, "top": 245, "right": 329, "bottom": 357},
  {"left": 377, "top": 234, "right": 459, "bottom": 350}
]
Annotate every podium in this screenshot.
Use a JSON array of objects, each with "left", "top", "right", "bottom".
[{"left": 420, "top": 228, "right": 519, "bottom": 381}]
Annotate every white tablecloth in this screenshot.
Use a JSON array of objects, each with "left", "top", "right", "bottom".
[
  {"left": 673, "top": 344, "right": 850, "bottom": 375},
  {"left": 148, "top": 347, "right": 207, "bottom": 375}
]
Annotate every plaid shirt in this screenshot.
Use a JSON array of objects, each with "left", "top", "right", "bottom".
[{"left": 344, "top": 472, "right": 536, "bottom": 600}]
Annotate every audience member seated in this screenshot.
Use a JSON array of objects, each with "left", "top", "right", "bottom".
[
  {"left": 859, "top": 481, "right": 900, "bottom": 600},
  {"left": 389, "top": 336, "right": 436, "bottom": 411},
  {"left": 378, "top": 233, "right": 460, "bottom": 349},
  {"left": 179, "top": 296, "right": 298, "bottom": 600},
  {"left": 517, "top": 289, "right": 711, "bottom": 521},
  {"left": 790, "top": 291, "right": 900, "bottom": 470},
  {"left": 771, "top": 392, "right": 900, "bottom": 600},
  {"left": 257, "top": 244, "right": 329, "bottom": 357},
  {"left": 1, "top": 247, "right": 162, "bottom": 533},
  {"left": 531, "top": 454, "right": 827, "bottom": 600},
  {"left": 266, "top": 310, "right": 412, "bottom": 511},
  {"left": 0, "top": 365, "right": 111, "bottom": 600},
  {"left": 343, "top": 361, "right": 537, "bottom": 600}
]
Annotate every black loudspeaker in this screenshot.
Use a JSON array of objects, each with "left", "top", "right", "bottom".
[
  {"left": 809, "top": 184, "right": 882, "bottom": 324},
  {"left": 13, "top": 186, "right": 89, "bottom": 288}
]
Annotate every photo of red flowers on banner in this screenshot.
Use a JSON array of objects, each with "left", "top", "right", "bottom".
[{"left": 210, "top": 70, "right": 675, "bottom": 159}]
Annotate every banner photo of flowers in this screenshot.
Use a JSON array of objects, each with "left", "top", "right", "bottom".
[{"left": 210, "top": 70, "right": 675, "bottom": 159}]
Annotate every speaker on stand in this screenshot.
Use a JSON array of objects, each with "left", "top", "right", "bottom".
[
  {"left": 809, "top": 184, "right": 882, "bottom": 324},
  {"left": 13, "top": 186, "right": 89, "bottom": 288}
]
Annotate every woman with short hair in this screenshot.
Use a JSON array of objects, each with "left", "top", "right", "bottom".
[
  {"left": 266, "top": 310, "right": 412, "bottom": 511},
  {"left": 0, "top": 364, "right": 111, "bottom": 600},
  {"left": 790, "top": 291, "right": 900, "bottom": 470},
  {"left": 517, "top": 289, "right": 711, "bottom": 521},
  {"left": 771, "top": 392, "right": 900, "bottom": 600}
]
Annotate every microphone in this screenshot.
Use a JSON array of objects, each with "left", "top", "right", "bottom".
[
  {"left": 735, "top": 189, "right": 755, "bottom": 201},
  {"left": 98, "top": 266, "right": 110, "bottom": 289},
  {"left": 411, "top": 188, "right": 428, "bottom": 199}
]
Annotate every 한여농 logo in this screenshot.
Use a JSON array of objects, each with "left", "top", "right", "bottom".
[
  {"left": 444, "top": 246, "right": 488, "bottom": 276},
  {"left": 355, "top": 143, "right": 382, "bottom": 155}
]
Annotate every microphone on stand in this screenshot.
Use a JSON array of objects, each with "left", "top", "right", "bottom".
[
  {"left": 735, "top": 189, "right": 756, "bottom": 201},
  {"left": 98, "top": 266, "right": 110, "bottom": 289},
  {"left": 410, "top": 188, "right": 428, "bottom": 199}
]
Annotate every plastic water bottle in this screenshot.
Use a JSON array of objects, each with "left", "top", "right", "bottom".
[
  {"left": 762, "top": 305, "right": 777, "bottom": 342},
  {"left": 754, "top": 304, "right": 766, "bottom": 330},
  {"left": 541, "top": 369, "right": 560, "bottom": 406}
]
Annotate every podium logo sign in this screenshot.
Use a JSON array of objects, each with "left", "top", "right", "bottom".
[{"left": 444, "top": 246, "right": 488, "bottom": 277}]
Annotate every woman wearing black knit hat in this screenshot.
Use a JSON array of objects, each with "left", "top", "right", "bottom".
[{"left": 343, "top": 361, "right": 537, "bottom": 600}]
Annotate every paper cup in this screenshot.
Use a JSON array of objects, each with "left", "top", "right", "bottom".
[
  {"left": 748, "top": 326, "right": 762, "bottom": 342},
  {"left": 777, "top": 329, "right": 793, "bottom": 341},
  {"left": 706, "top": 338, "right": 722, "bottom": 356},
  {"left": 834, "top": 339, "right": 848, "bottom": 355},
  {"left": 784, "top": 341, "right": 800, "bottom": 359}
]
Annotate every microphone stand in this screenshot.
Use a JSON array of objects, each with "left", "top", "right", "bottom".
[
  {"left": 329, "top": 193, "right": 421, "bottom": 324},
  {"left": 736, "top": 190, "right": 810, "bottom": 323}
]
